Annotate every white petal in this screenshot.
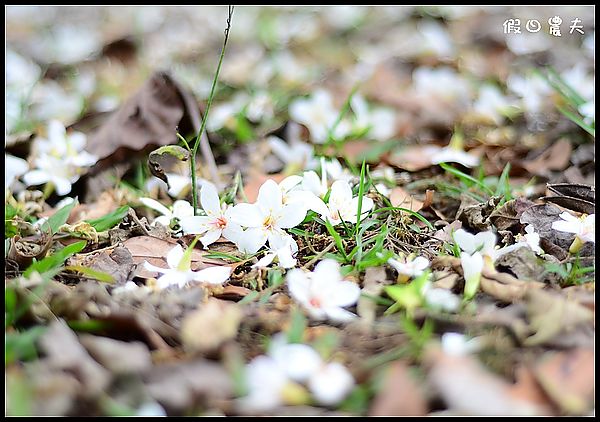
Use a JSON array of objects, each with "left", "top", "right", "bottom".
[
  {"left": 268, "top": 136, "right": 292, "bottom": 162},
  {"left": 192, "top": 266, "right": 231, "bottom": 285},
  {"left": 271, "top": 343, "right": 323, "bottom": 383},
  {"left": 230, "top": 226, "right": 268, "bottom": 254},
  {"left": 257, "top": 179, "right": 283, "bottom": 214},
  {"left": 453, "top": 229, "right": 477, "bottom": 254},
  {"left": 143, "top": 261, "right": 170, "bottom": 274},
  {"left": 166, "top": 244, "right": 185, "bottom": 269},
  {"left": 200, "top": 182, "right": 222, "bottom": 216},
  {"left": 166, "top": 173, "right": 190, "bottom": 197},
  {"left": 172, "top": 200, "right": 194, "bottom": 219},
  {"left": 139, "top": 197, "right": 172, "bottom": 217},
  {"left": 279, "top": 175, "right": 303, "bottom": 194},
  {"left": 253, "top": 253, "right": 276, "bottom": 268},
  {"left": 153, "top": 216, "right": 171, "bottom": 227},
  {"left": 474, "top": 231, "right": 497, "bottom": 256},
  {"left": 22, "top": 169, "right": 51, "bottom": 187},
  {"left": 155, "top": 272, "right": 182, "bottom": 290},
  {"left": 228, "top": 203, "right": 264, "bottom": 228},
  {"left": 302, "top": 171, "right": 326, "bottom": 197},
  {"left": 329, "top": 280, "right": 361, "bottom": 308},
  {"left": 312, "top": 259, "right": 342, "bottom": 283},
  {"left": 276, "top": 245, "right": 297, "bottom": 269},
  {"left": 199, "top": 228, "right": 223, "bottom": 247},
  {"left": 286, "top": 269, "right": 312, "bottom": 305},
  {"left": 412, "top": 256, "right": 430, "bottom": 272},
  {"left": 276, "top": 203, "right": 307, "bottom": 229},
  {"left": 52, "top": 176, "right": 73, "bottom": 196},
  {"left": 551, "top": 219, "right": 579, "bottom": 234},
  {"left": 324, "top": 307, "right": 358, "bottom": 323},
  {"left": 179, "top": 216, "right": 212, "bottom": 235},
  {"left": 308, "top": 362, "right": 354, "bottom": 406},
  {"left": 329, "top": 180, "right": 353, "bottom": 205}
]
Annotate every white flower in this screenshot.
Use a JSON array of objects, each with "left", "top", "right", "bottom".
[
  {"left": 139, "top": 198, "right": 195, "bottom": 228},
  {"left": 308, "top": 362, "right": 355, "bottom": 406},
  {"left": 472, "top": 85, "right": 517, "bottom": 125},
  {"left": 252, "top": 234, "right": 299, "bottom": 269},
  {"left": 322, "top": 158, "right": 354, "bottom": 184},
  {"left": 278, "top": 175, "right": 329, "bottom": 217},
  {"left": 268, "top": 334, "right": 323, "bottom": 383},
  {"left": 145, "top": 172, "right": 191, "bottom": 198},
  {"left": 412, "top": 67, "right": 471, "bottom": 104},
  {"left": 22, "top": 120, "right": 97, "bottom": 195},
  {"left": 241, "top": 355, "right": 290, "bottom": 412},
  {"left": 268, "top": 133, "right": 317, "bottom": 172},
  {"left": 351, "top": 94, "right": 396, "bottom": 141},
  {"left": 417, "top": 20, "right": 455, "bottom": 59},
  {"left": 178, "top": 182, "right": 237, "bottom": 248},
  {"left": 423, "top": 286, "right": 461, "bottom": 313},
  {"left": 5, "top": 154, "right": 29, "bottom": 191},
  {"left": 454, "top": 229, "right": 497, "bottom": 300},
  {"left": 143, "top": 244, "right": 231, "bottom": 289},
  {"left": 454, "top": 229, "right": 498, "bottom": 259},
  {"left": 505, "top": 31, "right": 551, "bottom": 56},
  {"left": 30, "top": 81, "right": 85, "bottom": 125},
  {"left": 289, "top": 90, "right": 351, "bottom": 144},
  {"left": 427, "top": 145, "right": 480, "bottom": 168},
  {"left": 514, "top": 225, "right": 544, "bottom": 255},
  {"left": 441, "top": 332, "right": 482, "bottom": 357},
  {"left": 460, "top": 251, "right": 484, "bottom": 300},
  {"left": 319, "top": 180, "right": 374, "bottom": 226},
  {"left": 551, "top": 212, "right": 595, "bottom": 253},
  {"left": 387, "top": 256, "right": 430, "bottom": 281},
  {"left": 227, "top": 179, "right": 307, "bottom": 254},
  {"left": 286, "top": 259, "right": 361, "bottom": 323},
  {"left": 507, "top": 73, "right": 552, "bottom": 115},
  {"left": 246, "top": 90, "right": 275, "bottom": 123}
]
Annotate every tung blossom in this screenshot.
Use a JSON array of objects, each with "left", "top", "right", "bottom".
[
  {"left": 551, "top": 212, "right": 595, "bottom": 253},
  {"left": 252, "top": 234, "right": 299, "bottom": 269},
  {"left": 22, "top": 120, "right": 97, "bottom": 195},
  {"left": 179, "top": 182, "right": 237, "bottom": 248},
  {"left": 286, "top": 259, "right": 361, "bottom": 323},
  {"left": 453, "top": 229, "right": 498, "bottom": 300},
  {"left": 227, "top": 179, "right": 307, "bottom": 254},
  {"left": 387, "top": 255, "right": 430, "bottom": 282},
  {"left": 139, "top": 198, "right": 194, "bottom": 229},
  {"left": 318, "top": 180, "right": 374, "bottom": 226},
  {"left": 143, "top": 244, "right": 231, "bottom": 289}
]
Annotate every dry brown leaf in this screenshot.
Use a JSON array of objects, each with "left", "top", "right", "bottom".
[
  {"left": 243, "top": 171, "right": 287, "bottom": 203},
  {"left": 386, "top": 146, "right": 434, "bottom": 172},
  {"left": 521, "top": 139, "right": 572, "bottom": 176},
  {"left": 369, "top": 361, "right": 427, "bottom": 416},
  {"left": 508, "top": 366, "right": 555, "bottom": 415},
  {"left": 122, "top": 236, "right": 225, "bottom": 278},
  {"left": 533, "top": 348, "right": 594, "bottom": 415},
  {"left": 79, "top": 334, "right": 152, "bottom": 374},
  {"left": 389, "top": 187, "right": 424, "bottom": 211},
  {"left": 424, "top": 345, "right": 546, "bottom": 416}
]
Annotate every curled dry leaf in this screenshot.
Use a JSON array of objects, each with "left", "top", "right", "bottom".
[
  {"left": 69, "top": 245, "right": 135, "bottom": 285},
  {"left": 389, "top": 187, "right": 424, "bottom": 212},
  {"left": 7, "top": 233, "right": 53, "bottom": 269},
  {"left": 479, "top": 268, "right": 545, "bottom": 303},
  {"left": 521, "top": 139, "right": 572, "bottom": 177},
  {"left": 523, "top": 289, "right": 594, "bottom": 347}
]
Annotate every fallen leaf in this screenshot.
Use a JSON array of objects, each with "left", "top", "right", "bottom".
[
  {"left": 358, "top": 266, "right": 388, "bottom": 325},
  {"left": 369, "top": 361, "right": 427, "bottom": 416},
  {"left": 69, "top": 245, "right": 135, "bottom": 284},
  {"left": 423, "top": 344, "right": 546, "bottom": 415},
  {"left": 37, "top": 319, "right": 111, "bottom": 398},
  {"left": 521, "top": 139, "right": 572, "bottom": 176},
  {"left": 523, "top": 289, "right": 594, "bottom": 347},
  {"left": 79, "top": 334, "right": 153, "bottom": 374},
  {"left": 144, "top": 359, "right": 233, "bottom": 413},
  {"left": 243, "top": 171, "right": 287, "bottom": 203},
  {"left": 533, "top": 349, "right": 594, "bottom": 415},
  {"left": 508, "top": 366, "right": 556, "bottom": 415},
  {"left": 389, "top": 187, "right": 424, "bottom": 212}
]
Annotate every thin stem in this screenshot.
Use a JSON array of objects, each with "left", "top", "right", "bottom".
[
  {"left": 176, "top": 133, "right": 197, "bottom": 213},
  {"left": 190, "top": 5, "right": 234, "bottom": 216}
]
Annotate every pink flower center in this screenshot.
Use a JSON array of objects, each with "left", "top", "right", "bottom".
[
  {"left": 215, "top": 216, "right": 228, "bottom": 229},
  {"left": 309, "top": 297, "right": 322, "bottom": 308}
]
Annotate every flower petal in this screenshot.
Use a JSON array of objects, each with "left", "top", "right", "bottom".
[
  {"left": 276, "top": 203, "right": 307, "bottom": 229},
  {"left": 192, "top": 266, "right": 231, "bottom": 285},
  {"left": 312, "top": 259, "right": 342, "bottom": 283},
  {"left": 228, "top": 226, "right": 268, "bottom": 254},
  {"left": 329, "top": 280, "right": 361, "bottom": 308},
  {"left": 166, "top": 244, "right": 184, "bottom": 269},
  {"left": 323, "top": 306, "right": 358, "bottom": 324},
  {"left": 453, "top": 229, "right": 476, "bottom": 254},
  {"left": 257, "top": 179, "right": 283, "bottom": 214},
  {"left": 179, "top": 216, "right": 212, "bottom": 235},
  {"left": 199, "top": 228, "right": 223, "bottom": 247},
  {"left": 22, "top": 169, "right": 51, "bottom": 187},
  {"left": 329, "top": 180, "right": 353, "bottom": 205},
  {"left": 139, "top": 197, "right": 171, "bottom": 217},
  {"left": 253, "top": 253, "right": 276, "bottom": 268},
  {"left": 155, "top": 272, "right": 182, "bottom": 290},
  {"left": 279, "top": 175, "right": 303, "bottom": 194},
  {"left": 52, "top": 176, "right": 73, "bottom": 196},
  {"left": 143, "top": 261, "right": 170, "bottom": 274},
  {"left": 308, "top": 362, "right": 354, "bottom": 406},
  {"left": 200, "top": 181, "right": 222, "bottom": 216},
  {"left": 227, "top": 203, "right": 264, "bottom": 228},
  {"left": 286, "top": 269, "right": 311, "bottom": 305},
  {"left": 172, "top": 200, "right": 194, "bottom": 219}
]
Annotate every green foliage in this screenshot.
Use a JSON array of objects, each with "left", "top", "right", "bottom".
[
  {"left": 543, "top": 258, "right": 595, "bottom": 286},
  {"left": 384, "top": 270, "right": 431, "bottom": 316},
  {"left": 85, "top": 205, "right": 130, "bottom": 232},
  {"left": 5, "top": 326, "right": 47, "bottom": 365},
  {"left": 24, "top": 240, "right": 87, "bottom": 278},
  {"left": 40, "top": 199, "right": 78, "bottom": 235},
  {"left": 286, "top": 307, "right": 308, "bottom": 344}
]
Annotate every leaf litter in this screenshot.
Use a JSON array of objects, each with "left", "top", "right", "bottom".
[{"left": 5, "top": 5, "right": 595, "bottom": 417}]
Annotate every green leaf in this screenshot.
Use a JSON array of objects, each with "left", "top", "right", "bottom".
[
  {"left": 64, "top": 265, "right": 115, "bottom": 283},
  {"left": 5, "top": 326, "right": 47, "bottom": 365},
  {"left": 440, "top": 163, "right": 494, "bottom": 196},
  {"left": 41, "top": 199, "right": 78, "bottom": 235},
  {"left": 286, "top": 307, "right": 307, "bottom": 344},
  {"left": 24, "top": 240, "right": 87, "bottom": 277},
  {"left": 85, "top": 206, "right": 130, "bottom": 232},
  {"left": 324, "top": 218, "right": 348, "bottom": 262}
]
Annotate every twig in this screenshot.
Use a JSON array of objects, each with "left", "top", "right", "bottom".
[{"left": 302, "top": 243, "right": 336, "bottom": 270}]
